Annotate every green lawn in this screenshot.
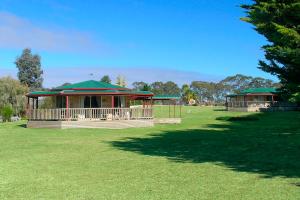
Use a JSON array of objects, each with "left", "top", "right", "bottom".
[{"left": 0, "top": 107, "right": 300, "bottom": 199}]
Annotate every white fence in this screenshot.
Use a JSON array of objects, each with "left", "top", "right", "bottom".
[{"left": 27, "top": 108, "right": 153, "bottom": 121}]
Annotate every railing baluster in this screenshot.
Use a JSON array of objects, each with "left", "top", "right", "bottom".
[{"left": 27, "top": 107, "right": 154, "bottom": 121}]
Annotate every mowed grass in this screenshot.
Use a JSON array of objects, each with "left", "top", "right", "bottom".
[{"left": 0, "top": 107, "right": 300, "bottom": 200}]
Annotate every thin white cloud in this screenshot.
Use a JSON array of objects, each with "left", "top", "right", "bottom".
[
  {"left": 0, "top": 11, "right": 108, "bottom": 52},
  {"left": 0, "top": 66, "right": 222, "bottom": 88}
]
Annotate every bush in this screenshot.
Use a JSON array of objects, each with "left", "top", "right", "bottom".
[
  {"left": 1, "top": 105, "right": 13, "bottom": 122},
  {"left": 289, "top": 91, "right": 300, "bottom": 104}
]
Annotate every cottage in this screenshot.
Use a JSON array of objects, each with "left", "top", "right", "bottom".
[
  {"left": 226, "top": 88, "right": 279, "bottom": 112},
  {"left": 26, "top": 80, "right": 181, "bottom": 128}
]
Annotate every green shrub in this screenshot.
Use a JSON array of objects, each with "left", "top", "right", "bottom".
[
  {"left": 1, "top": 105, "right": 13, "bottom": 122},
  {"left": 289, "top": 92, "right": 300, "bottom": 104}
]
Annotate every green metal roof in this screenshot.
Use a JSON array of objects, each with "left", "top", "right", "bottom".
[
  {"left": 61, "top": 90, "right": 153, "bottom": 95},
  {"left": 227, "top": 88, "right": 278, "bottom": 97},
  {"left": 27, "top": 89, "right": 154, "bottom": 96},
  {"left": 27, "top": 80, "right": 155, "bottom": 97},
  {"left": 133, "top": 90, "right": 153, "bottom": 95},
  {"left": 55, "top": 80, "right": 126, "bottom": 90},
  {"left": 240, "top": 88, "right": 278, "bottom": 94},
  {"left": 153, "top": 95, "right": 181, "bottom": 100},
  {"left": 28, "top": 91, "right": 60, "bottom": 96}
]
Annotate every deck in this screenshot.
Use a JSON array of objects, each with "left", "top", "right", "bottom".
[
  {"left": 226, "top": 101, "right": 298, "bottom": 112},
  {"left": 27, "top": 107, "right": 153, "bottom": 121},
  {"left": 27, "top": 107, "right": 154, "bottom": 128}
]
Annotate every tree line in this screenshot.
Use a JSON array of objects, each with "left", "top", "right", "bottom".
[{"left": 127, "top": 74, "right": 279, "bottom": 105}]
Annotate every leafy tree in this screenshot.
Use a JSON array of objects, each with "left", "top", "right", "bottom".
[
  {"left": 241, "top": 0, "right": 300, "bottom": 101},
  {"left": 100, "top": 75, "right": 111, "bottom": 84},
  {"left": 116, "top": 75, "right": 127, "bottom": 87},
  {"left": 15, "top": 48, "right": 43, "bottom": 90},
  {"left": 213, "top": 83, "right": 230, "bottom": 103},
  {"left": 219, "top": 74, "right": 253, "bottom": 94},
  {"left": 220, "top": 74, "right": 279, "bottom": 94},
  {"left": 132, "top": 81, "right": 147, "bottom": 90},
  {"left": 190, "top": 81, "right": 216, "bottom": 103},
  {"left": 181, "top": 84, "right": 197, "bottom": 104},
  {"left": 248, "top": 77, "right": 280, "bottom": 88},
  {"left": 0, "top": 77, "right": 29, "bottom": 116},
  {"left": 150, "top": 81, "right": 164, "bottom": 95},
  {"left": 142, "top": 84, "right": 151, "bottom": 91},
  {"left": 163, "top": 81, "right": 180, "bottom": 95}
]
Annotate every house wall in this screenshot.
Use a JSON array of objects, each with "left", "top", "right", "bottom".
[
  {"left": 246, "top": 95, "right": 269, "bottom": 101},
  {"left": 125, "top": 96, "right": 130, "bottom": 107},
  {"left": 55, "top": 95, "right": 132, "bottom": 108},
  {"left": 229, "top": 95, "right": 272, "bottom": 102},
  {"left": 69, "top": 96, "right": 81, "bottom": 108},
  {"left": 101, "top": 96, "right": 112, "bottom": 107}
]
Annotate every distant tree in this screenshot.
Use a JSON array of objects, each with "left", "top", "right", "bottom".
[
  {"left": 241, "top": 0, "right": 300, "bottom": 101},
  {"left": 61, "top": 82, "right": 72, "bottom": 87},
  {"left": 142, "top": 83, "right": 151, "bottom": 91},
  {"left": 181, "top": 84, "right": 190, "bottom": 95},
  {"left": 163, "top": 81, "right": 180, "bottom": 95},
  {"left": 219, "top": 74, "right": 279, "bottom": 95},
  {"left": 0, "top": 77, "right": 29, "bottom": 116},
  {"left": 213, "top": 83, "right": 229, "bottom": 103},
  {"left": 116, "top": 75, "right": 127, "bottom": 87},
  {"left": 248, "top": 77, "right": 279, "bottom": 89},
  {"left": 190, "top": 81, "right": 216, "bottom": 103},
  {"left": 150, "top": 81, "right": 164, "bottom": 95},
  {"left": 181, "top": 84, "right": 197, "bottom": 104},
  {"left": 15, "top": 48, "right": 43, "bottom": 90},
  {"left": 219, "top": 74, "right": 253, "bottom": 94},
  {"left": 132, "top": 81, "right": 147, "bottom": 90},
  {"left": 100, "top": 75, "right": 111, "bottom": 84}
]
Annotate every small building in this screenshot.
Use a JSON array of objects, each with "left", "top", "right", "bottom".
[
  {"left": 26, "top": 80, "right": 181, "bottom": 128},
  {"left": 226, "top": 88, "right": 279, "bottom": 112}
]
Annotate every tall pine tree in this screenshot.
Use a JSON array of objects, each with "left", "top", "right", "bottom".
[{"left": 241, "top": 1, "right": 300, "bottom": 101}]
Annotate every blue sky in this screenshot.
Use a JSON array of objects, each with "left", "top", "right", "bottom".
[{"left": 0, "top": 0, "right": 276, "bottom": 87}]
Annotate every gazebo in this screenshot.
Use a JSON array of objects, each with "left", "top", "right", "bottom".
[{"left": 26, "top": 80, "right": 180, "bottom": 128}]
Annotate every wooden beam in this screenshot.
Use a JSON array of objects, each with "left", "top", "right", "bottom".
[
  {"left": 111, "top": 96, "right": 114, "bottom": 108},
  {"left": 36, "top": 97, "right": 39, "bottom": 109},
  {"left": 90, "top": 96, "right": 92, "bottom": 108},
  {"left": 173, "top": 100, "right": 175, "bottom": 118},
  {"left": 32, "top": 98, "right": 35, "bottom": 109},
  {"left": 66, "top": 96, "right": 69, "bottom": 120},
  {"left": 179, "top": 101, "right": 182, "bottom": 118},
  {"left": 169, "top": 100, "right": 171, "bottom": 118}
]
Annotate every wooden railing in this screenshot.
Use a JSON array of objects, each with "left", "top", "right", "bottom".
[
  {"left": 226, "top": 101, "right": 294, "bottom": 108},
  {"left": 27, "top": 108, "right": 153, "bottom": 121}
]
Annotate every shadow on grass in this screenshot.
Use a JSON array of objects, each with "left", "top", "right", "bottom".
[
  {"left": 17, "top": 124, "right": 27, "bottom": 128},
  {"left": 111, "top": 112, "right": 300, "bottom": 178},
  {"left": 213, "top": 108, "right": 227, "bottom": 111}
]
